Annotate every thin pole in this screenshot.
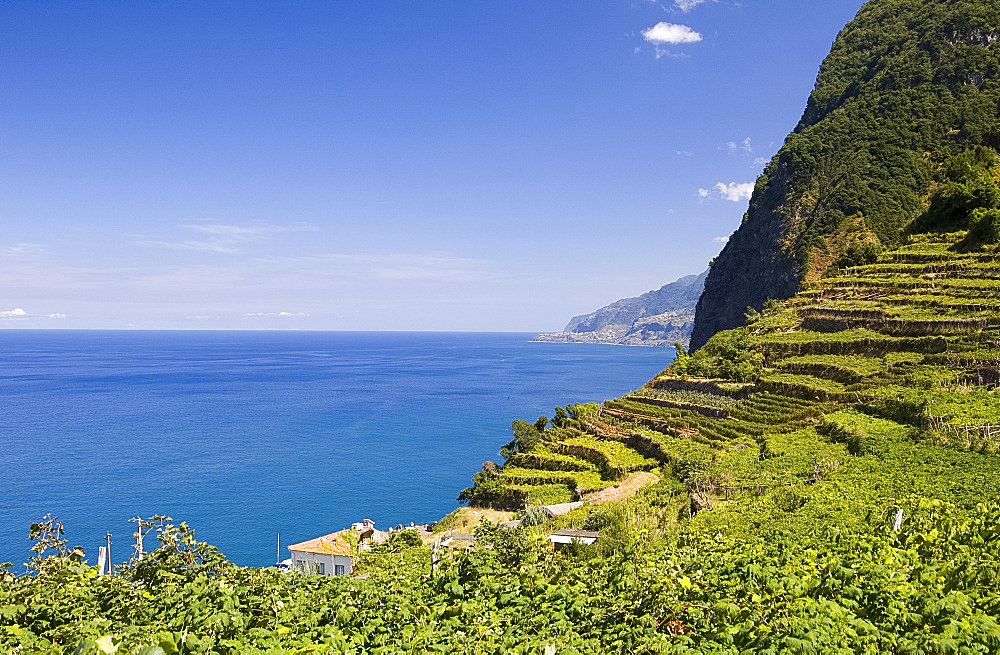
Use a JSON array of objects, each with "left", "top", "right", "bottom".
[
  {"left": 105, "top": 532, "right": 112, "bottom": 575},
  {"left": 276, "top": 533, "right": 280, "bottom": 564}
]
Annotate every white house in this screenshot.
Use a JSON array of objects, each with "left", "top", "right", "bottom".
[{"left": 286, "top": 518, "right": 388, "bottom": 576}]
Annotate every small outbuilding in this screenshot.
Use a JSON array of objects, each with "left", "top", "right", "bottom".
[{"left": 547, "top": 529, "right": 599, "bottom": 550}]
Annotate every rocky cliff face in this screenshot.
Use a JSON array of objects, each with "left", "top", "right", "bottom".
[
  {"left": 690, "top": 164, "right": 801, "bottom": 351},
  {"left": 690, "top": 0, "right": 1000, "bottom": 350},
  {"left": 535, "top": 271, "right": 706, "bottom": 347}
]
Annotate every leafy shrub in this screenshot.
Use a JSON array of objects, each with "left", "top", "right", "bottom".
[
  {"left": 671, "top": 328, "right": 764, "bottom": 383},
  {"left": 911, "top": 147, "right": 1000, "bottom": 234},
  {"left": 967, "top": 207, "right": 1000, "bottom": 246},
  {"left": 500, "top": 419, "right": 543, "bottom": 460},
  {"left": 520, "top": 506, "right": 549, "bottom": 527},
  {"left": 473, "top": 521, "right": 536, "bottom": 568},
  {"left": 582, "top": 508, "right": 613, "bottom": 532},
  {"left": 771, "top": 487, "right": 810, "bottom": 513},
  {"left": 830, "top": 239, "right": 887, "bottom": 271},
  {"left": 375, "top": 529, "right": 423, "bottom": 552}
]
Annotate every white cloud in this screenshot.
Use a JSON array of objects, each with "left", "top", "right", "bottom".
[
  {"left": 136, "top": 222, "right": 316, "bottom": 255},
  {"left": 0, "top": 307, "right": 67, "bottom": 320},
  {"left": 713, "top": 236, "right": 730, "bottom": 243},
  {"left": 0, "top": 308, "right": 28, "bottom": 319},
  {"left": 728, "top": 138, "right": 753, "bottom": 153},
  {"left": 642, "top": 22, "right": 702, "bottom": 45},
  {"left": 242, "top": 311, "right": 309, "bottom": 319},
  {"left": 182, "top": 222, "right": 314, "bottom": 237},
  {"left": 3, "top": 243, "right": 48, "bottom": 259},
  {"left": 755, "top": 157, "right": 769, "bottom": 165},
  {"left": 674, "top": 0, "right": 706, "bottom": 12},
  {"left": 714, "top": 182, "right": 755, "bottom": 202},
  {"left": 115, "top": 253, "right": 491, "bottom": 297},
  {"left": 654, "top": 48, "right": 687, "bottom": 60},
  {"left": 698, "top": 188, "right": 710, "bottom": 198}
]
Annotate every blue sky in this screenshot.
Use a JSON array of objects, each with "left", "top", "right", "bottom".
[{"left": 2, "top": 0, "right": 864, "bottom": 331}]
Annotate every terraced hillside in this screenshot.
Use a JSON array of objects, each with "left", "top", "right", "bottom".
[{"left": 464, "top": 231, "right": 1000, "bottom": 526}]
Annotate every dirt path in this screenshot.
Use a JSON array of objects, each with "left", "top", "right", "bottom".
[{"left": 583, "top": 471, "right": 660, "bottom": 504}]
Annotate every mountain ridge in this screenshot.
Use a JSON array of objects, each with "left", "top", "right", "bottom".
[{"left": 533, "top": 271, "right": 706, "bottom": 347}]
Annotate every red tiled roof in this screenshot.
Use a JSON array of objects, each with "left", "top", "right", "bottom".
[{"left": 287, "top": 529, "right": 356, "bottom": 556}]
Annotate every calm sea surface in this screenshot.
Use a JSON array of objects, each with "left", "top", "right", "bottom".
[{"left": 0, "top": 331, "right": 672, "bottom": 567}]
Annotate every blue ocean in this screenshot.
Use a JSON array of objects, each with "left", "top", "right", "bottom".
[{"left": 0, "top": 331, "right": 672, "bottom": 567}]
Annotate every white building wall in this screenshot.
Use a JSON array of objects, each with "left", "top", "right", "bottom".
[{"left": 288, "top": 551, "right": 353, "bottom": 576}]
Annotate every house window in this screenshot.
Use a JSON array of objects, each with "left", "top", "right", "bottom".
[
  {"left": 316, "top": 562, "right": 325, "bottom": 575},
  {"left": 335, "top": 564, "right": 345, "bottom": 576}
]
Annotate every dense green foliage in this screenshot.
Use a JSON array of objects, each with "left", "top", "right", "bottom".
[
  {"left": 7, "top": 498, "right": 1000, "bottom": 654},
  {"left": 6, "top": 237, "right": 1000, "bottom": 652},
  {"left": 670, "top": 330, "right": 764, "bottom": 383},
  {"left": 783, "top": 0, "right": 1000, "bottom": 259},
  {"left": 912, "top": 147, "right": 1000, "bottom": 234},
  {"left": 447, "top": 228, "right": 1000, "bottom": 650}
]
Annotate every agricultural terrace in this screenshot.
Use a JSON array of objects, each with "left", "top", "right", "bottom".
[{"left": 463, "top": 232, "right": 1000, "bottom": 536}]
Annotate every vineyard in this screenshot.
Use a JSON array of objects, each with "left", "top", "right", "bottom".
[{"left": 465, "top": 231, "right": 1000, "bottom": 508}]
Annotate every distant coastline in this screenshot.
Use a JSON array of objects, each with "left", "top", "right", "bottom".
[
  {"left": 534, "top": 271, "right": 705, "bottom": 349},
  {"left": 530, "top": 331, "right": 679, "bottom": 348}
]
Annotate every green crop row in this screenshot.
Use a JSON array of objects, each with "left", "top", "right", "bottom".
[
  {"left": 826, "top": 275, "right": 1000, "bottom": 293},
  {"left": 757, "top": 373, "right": 850, "bottom": 402},
  {"left": 841, "top": 261, "right": 1000, "bottom": 277},
  {"left": 629, "top": 428, "right": 718, "bottom": 467},
  {"left": 873, "top": 294, "right": 1000, "bottom": 312},
  {"left": 513, "top": 483, "right": 575, "bottom": 506},
  {"left": 758, "top": 330, "right": 948, "bottom": 358},
  {"left": 604, "top": 395, "right": 819, "bottom": 447},
  {"left": 772, "top": 354, "right": 925, "bottom": 385},
  {"left": 499, "top": 467, "right": 610, "bottom": 492},
  {"left": 507, "top": 447, "right": 599, "bottom": 473},
  {"left": 560, "top": 435, "right": 657, "bottom": 472},
  {"left": 803, "top": 294, "right": 1000, "bottom": 315},
  {"left": 629, "top": 387, "right": 743, "bottom": 410}
]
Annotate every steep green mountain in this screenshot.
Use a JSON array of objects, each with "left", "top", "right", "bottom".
[
  {"left": 533, "top": 271, "right": 706, "bottom": 347},
  {"left": 692, "top": 0, "right": 1000, "bottom": 350}
]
